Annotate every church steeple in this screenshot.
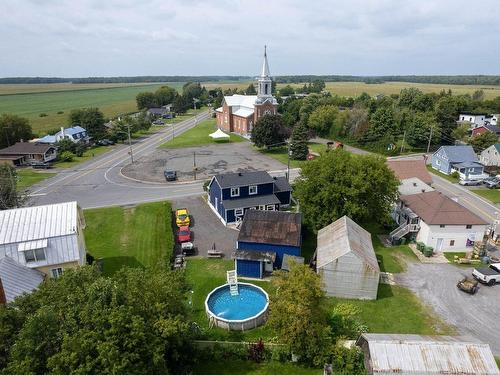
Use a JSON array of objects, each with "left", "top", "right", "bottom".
[{"left": 257, "top": 45, "right": 272, "bottom": 98}]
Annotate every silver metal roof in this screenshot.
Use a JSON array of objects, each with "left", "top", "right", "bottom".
[
  {"left": 357, "top": 334, "right": 500, "bottom": 374},
  {"left": 0, "top": 257, "right": 44, "bottom": 302},
  {"left": 316, "top": 216, "right": 379, "bottom": 272},
  {"left": 0, "top": 202, "right": 78, "bottom": 245}
]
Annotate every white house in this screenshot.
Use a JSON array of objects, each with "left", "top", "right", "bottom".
[
  {"left": 391, "top": 191, "right": 488, "bottom": 252},
  {"left": 0, "top": 202, "right": 87, "bottom": 278},
  {"left": 486, "top": 114, "right": 499, "bottom": 126},
  {"left": 38, "top": 126, "right": 89, "bottom": 144},
  {"left": 457, "top": 113, "right": 486, "bottom": 128},
  {"left": 316, "top": 216, "right": 380, "bottom": 300},
  {"left": 480, "top": 144, "right": 500, "bottom": 166}
]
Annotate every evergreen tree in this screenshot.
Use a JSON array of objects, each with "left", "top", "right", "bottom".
[{"left": 290, "top": 123, "right": 309, "bottom": 160}]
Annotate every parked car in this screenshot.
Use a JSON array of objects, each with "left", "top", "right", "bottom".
[
  {"left": 153, "top": 119, "right": 165, "bottom": 125},
  {"left": 98, "top": 139, "right": 115, "bottom": 146},
  {"left": 31, "top": 161, "right": 52, "bottom": 169},
  {"left": 164, "top": 170, "right": 177, "bottom": 181},
  {"left": 472, "top": 263, "right": 500, "bottom": 286},
  {"left": 485, "top": 178, "right": 500, "bottom": 189},
  {"left": 177, "top": 226, "right": 191, "bottom": 243},
  {"left": 181, "top": 241, "right": 195, "bottom": 256},
  {"left": 175, "top": 208, "right": 190, "bottom": 227},
  {"left": 459, "top": 179, "right": 482, "bottom": 186},
  {"left": 457, "top": 276, "right": 479, "bottom": 294}
]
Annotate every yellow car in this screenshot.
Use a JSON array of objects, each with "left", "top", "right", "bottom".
[{"left": 175, "top": 208, "right": 190, "bottom": 227}]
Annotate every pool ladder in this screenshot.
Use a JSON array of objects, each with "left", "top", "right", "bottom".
[{"left": 227, "top": 270, "right": 239, "bottom": 296}]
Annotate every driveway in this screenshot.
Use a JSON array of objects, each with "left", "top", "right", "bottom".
[
  {"left": 396, "top": 261, "right": 500, "bottom": 356},
  {"left": 121, "top": 142, "right": 286, "bottom": 183},
  {"left": 171, "top": 196, "right": 238, "bottom": 258}
]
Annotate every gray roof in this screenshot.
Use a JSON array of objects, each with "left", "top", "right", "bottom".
[
  {"left": 356, "top": 333, "right": 500, "bottom": 375},
  {"left": 222, "top": 194, "right": 280, "bottom": 210},
  {"left": 452, "top": 161, "right": 483, "bottom": 168},
  {"left": 0, "top": 257, "right": 44, "bottom": 303},
  {"left": 273, "top": 176, "right": 291, "bottom": 192},
  {"left": 281, "top": 254, "right": 305, "bottom": 271},
  {"left": 437, "top": 145, "right": 478, "bottom": 163},
  {"left": 232, "top": 250, "right": 276, "bottom": 262},
  {"left": 147, "top": 107, "right": 167, "bottom": 115},
  {"left": 214, "top": 171, "right": 275, "bottom": 188},
  {"left": 316, "top": 216, "right": 379, "bottom": 272},
  {"left": 0, "top": 142, "right": 56, "bottom": 156},
  {"left": 485, "top": 124, "right": 500, "bottom": 133},
  {"left": 238, "top": 210, "right": 302, "bottom": 247}
]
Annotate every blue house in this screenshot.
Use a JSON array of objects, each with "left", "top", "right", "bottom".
[
  {"left": 233, "top": 210, "right": 302, "bottom": 278},
  {"left": 207, "top": 171, "right": 291, "bottom": 225},
  {"left": 38, "top": 126, "right": 89, "bottom": 144},
  {"left": 431, "top": 145, "right": 485, "bottom": 180}
]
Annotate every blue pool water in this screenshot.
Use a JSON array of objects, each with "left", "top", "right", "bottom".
[{"left": 207, "top": 284, "right": 268, "bottom": 320}]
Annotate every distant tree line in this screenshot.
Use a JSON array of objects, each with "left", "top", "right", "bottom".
[{"left": 0, "top": 76, "right": 251, "bottom": 84}]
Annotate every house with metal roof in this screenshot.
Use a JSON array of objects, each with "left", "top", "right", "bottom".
[
  {"left": 480, "top": 144, "right": 500, "bottom": 166},
  {"left": 386, "top": 159, "right": 433, "bottom": 185},
  {"left": 207, "top": 170, "right": 291, "bottom": 225},
  {"left": 0, "top": 256, "right": 45, "bottom": 303},
  {"left": 233, "top": 210, "right": 302, "bottom": 278},
  {"left": 0, "top": 201, "right": 86, "bottom": 278},
  {"left": 315, "top": 216, "right": 380, "bottom": 300},
  {"left": 431, "top": 145, "right": 487, "bottom": 181},
  {"left": 38, "top": 126, "right": 89, "bottom": 144},
  {"left": 356, "top": 333, "right": 500, "bottom": 375},
  {"left": 390, "top": 191, "right": 488, "bottom": 251},
  {"left": 0, "top": 142, "right": 57, "bottom": 166}
]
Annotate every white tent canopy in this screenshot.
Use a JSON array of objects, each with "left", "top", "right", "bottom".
[{"left": 209, "top": 128, "right": 230, "bottom": 139}]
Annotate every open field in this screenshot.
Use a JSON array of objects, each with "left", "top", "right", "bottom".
[{"left": 83, "top": 201, "right": 174, "bottom": 275}]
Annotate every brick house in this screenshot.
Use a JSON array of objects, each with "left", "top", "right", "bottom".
[{"left": 216, "top": 46, "right": 278, "bottom": 136}]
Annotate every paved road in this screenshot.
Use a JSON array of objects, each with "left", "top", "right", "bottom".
[{"left": 396, "top": 261, "right": 500, "bottom": 356}]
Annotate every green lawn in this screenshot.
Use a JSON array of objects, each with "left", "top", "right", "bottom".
[
  {"left": 470, "top": 188, "right": 500, "bottom": 203},
  {"left": 16, "top": 169, "right": 56, "bottom": 190},
  {"left": 195, "top": 361, "right": 322, "bottom": 375},
  {"left": 160, "top": 118, "right": 245, "bottom": 149},
  {"left": 426, "top": 165, "right": 458, "bottom": 183},
  {"left": 257, "top": 143, "right": 327, "bottom": 168},
  {"left": 372, "top": 236, "right": 416, "bottom": 273},
  {"left": 53, "top": 145, "right": 112, "bottom": 168},
  {"left": 83, "top": 201, "right": 174, "bottom": 275}
]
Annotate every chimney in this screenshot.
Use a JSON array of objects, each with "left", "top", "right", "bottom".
[
  {"left": 238, "top": 172, "right": 242, "bottom": 176},
  {"left": 0, "top": 278, "right": 6, "bottom": 305},
  {"left": 60, "top": 127, "right": 65, "bottom": 139}
]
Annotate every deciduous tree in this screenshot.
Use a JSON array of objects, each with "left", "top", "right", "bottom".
[
  {"left": 0, "top": 114, "right": 33, "bottom": 149},
  {"left": 69, "top": 108, "right": 106, "bottom": 140},
  {"left": 251, "top": 115, "right": 287, "bottom": 148},
  {"left": 0, "top": 165, "right": 23, "bottom": 210},
  {"left": 307, "top": 105, "right": 339, "bottom": 136},
  {"left": 469, "top": 131, "right": 498, "bottom": 152},
  {"left": 136, "top": 92, "right": 157, "bottom": 110}
]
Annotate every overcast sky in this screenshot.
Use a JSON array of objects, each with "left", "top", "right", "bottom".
[{"left": 1, "top": 0, "right": 499, "bottom": 77}]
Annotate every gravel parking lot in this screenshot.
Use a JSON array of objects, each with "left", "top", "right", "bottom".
[
  {"left": 172, "top": 196, "right": 238, "bottom": 258},
  {"left": 122, "top": 143, "right": 286, "bottom": 183},
  {"left": 396, "top": 261, "right": 500, "bottom": 356}
]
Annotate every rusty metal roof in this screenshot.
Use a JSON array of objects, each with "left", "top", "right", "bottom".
[{"left": 357, "top": 334, "right": 500, "bottom": 374}]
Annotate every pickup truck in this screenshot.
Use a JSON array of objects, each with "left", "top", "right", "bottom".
[{"left": 472, "top": 263, "right": 500, "bottom": 286}]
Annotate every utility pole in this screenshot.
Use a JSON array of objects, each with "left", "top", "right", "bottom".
[
  {"left": 426, "top": 125, "right": 434, "bottom": 154},
  {"left": 127, "top": 123, "right": 134, "bottom": 164},
  {"left": 193, "top": 151, "right": 197, "bottom": 180},
  {"left": 287, "top": 142, "right": 291, "bottom": 183},
  {"left": 172, "top": 122, "right": 175, "bottom": 141},
  {"left": 400, "top": 130, "right": 406, "bottom": 154}
]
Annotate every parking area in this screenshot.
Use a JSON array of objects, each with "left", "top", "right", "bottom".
[
  {"left": 121, "top": 142, "right": 286, "bottom": 183},
  {"left": 396, "top": 260, "right": 500, "bottom": 356},
  {"left": 171, "top": 196, "right": 238, "bottom": 258}
]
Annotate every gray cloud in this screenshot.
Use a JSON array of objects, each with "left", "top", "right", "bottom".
[{"left": 0, "top": 0, "right": 499, "bottom": 76}]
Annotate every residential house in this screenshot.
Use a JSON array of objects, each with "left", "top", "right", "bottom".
[
  {"left": 146, "top": 107, "right": 172, "bottom": 119},
  {"left": 0, "top": 142, "right": 57, "bottom": 166},
  {"left": 0, "top": 257, "right": 44, "bottom": 303},
  {"left": 0, "top": 201, "right": 87, "bottom": 278},
  {"left": 315, "top": 216, "right": 380, "bottom": 300},
  {"left": 356, "top": 333, "right": 500, "bottom": 375},
  {"left": 233, "top": 210, "right": 301, "bottom": 278},
  {"left": 480, "top": 143, "right": 500, "bottom": 166},
  {"left": 38, "top": 126, "right": 89, "bottom": 144},
  {"left": 386, "top": 159, "right": 433, "bottom": 185},
  {"left": 431, "top": 145, "right": 487, "bottom": 181},
  {"left": 471, "top": 124, "right": 500, "bottom": 138},
  {"left": 391, "top": 191, "right": 488, "bottom": 251},
  {"left": 457, "top": 113, "right": 486, "bottom": 128},
  {"left": 207, "top": 171, "right": 291, "bottom": 225},
  {"left": 216, "top": 47, "right": 278, "bottom": 136}
]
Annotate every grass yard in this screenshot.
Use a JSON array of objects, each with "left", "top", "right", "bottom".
[
  {"left": 426, "top": 165, "right": 458, "bottom": 183},
  {"left": 160, "top": 118, "right": 245, "bottom": 149},
  {"left": 257, "top": 143, "right": 327, "bottom": 168},
  {"left": 470, "top": 188, "right": 500, "bottom": 204},
  {"left": 443, "top": 252, "right": 469, "bottom": 267},
  {"left": 84, "top": 201, "right": 174, "bottom": 275},
  {"left": 185, "top": 258, "right": 274, "bottom": 342},
  {"left": 52, "top": 145, "right": 112, "bottom": 168},
  {"left": 16, "top": 169, "right": 56, "bottom": 190},
  {"left": 326, "top": 284, "right": 452, "bottom": 335},
  {"left": 195, "top": 361, "right": 322, "bottom": 375}
]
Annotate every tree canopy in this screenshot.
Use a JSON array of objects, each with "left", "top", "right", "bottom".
[
  {"left": 0, "top": 165, "right": 22, "bottom": 210},
  {"left": 294, "top": 149, "right": 399, "bottom": 230},
  {"left": 69, "top": 108, "right": 106, "bottom": 140},
  {"left": 0, "top": 114, "right": 33, "bottom": 149},
  {"left": 251, "top": 115, "right": 287, "bottom": 148},
  {"left": 469, "top": 131, "right": 498, "bottom": 152}
]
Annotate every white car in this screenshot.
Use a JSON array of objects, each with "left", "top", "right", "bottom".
[
  {"left": 472, "top": 263, "right": 500, "bottom": 286},
  {"left": 459, "top": 179, "right": 482, "bottom": 186}
]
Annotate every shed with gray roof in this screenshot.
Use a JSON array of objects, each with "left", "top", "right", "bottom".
[
  {"left": 356, "top": 333, "right": 500, "bottom": 375},
  {"left": 0, "top": 256, "right": 44, "bottom": 303},
  {"left": 316, "top": 216, "right": 380, "bottom": 300}
]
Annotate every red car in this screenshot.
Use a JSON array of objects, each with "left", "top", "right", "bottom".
[{"left": 177, "top": 226, "right": 191, "bottom": 243}]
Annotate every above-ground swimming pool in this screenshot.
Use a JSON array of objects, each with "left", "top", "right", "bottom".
[{"left": 205, "top": 282, "right": 269, "bottom": 331}]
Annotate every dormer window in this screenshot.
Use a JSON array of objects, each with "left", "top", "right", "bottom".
[
  {"left": 230, "top": 187, "right": 240, "bottom": 197},
  {"left": 18, "top": 239, "right": 47, "bottom": 263},
  {"left": 23, "top": 248, "right": 46, "bottom": 263},
  {"left": 249, "top": 185, "right": 258, "bottom": 195}
]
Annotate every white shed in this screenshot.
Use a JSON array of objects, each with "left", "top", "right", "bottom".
[{"left": 316, "top": 216, "right": 380, "bottom": 300}]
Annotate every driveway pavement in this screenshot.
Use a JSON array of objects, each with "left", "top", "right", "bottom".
[
  {"left": 396, "top": 261, "right": 500, "bottom": 356},
  {"left": 171, "top": 196, "right": 238, "bottom": 258}
]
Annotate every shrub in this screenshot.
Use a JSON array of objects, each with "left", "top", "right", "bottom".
[
  {"left": 59, "top": 151, "right": 74, "bottom": 162},
  {"left": 248, "top": 339, "right": 265, "bottom": 363},
  {"left": 74, "top": 143, "right": 86, "bottom": 157},
  {"left": 39, "top": 113, "right": 48, "bottom": 117},
  {"left": 330, "top": 344, "right": 365, "bottom": 375},
  {"left": 451, "top": 171, "right": 459, "bottom": 179},
  {"left": 57, "top": 111, "right": 64, "bottom": 114}
]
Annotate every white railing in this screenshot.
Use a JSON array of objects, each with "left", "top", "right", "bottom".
[
  {"left": 390, "top": 223, "right": 420, "bottom": 241},
  {"left": 227, "top": 270, "right": 239, "bottom": 296}
]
